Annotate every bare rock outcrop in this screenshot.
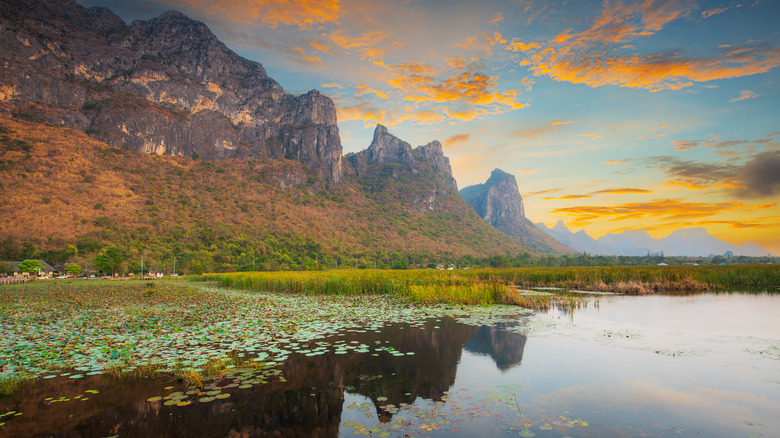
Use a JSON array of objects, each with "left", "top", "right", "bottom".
[
  {"left": 0, "top": 0, "right": 343, "bottom": 181},
  {"left": 461, "top": 169, "right": 575, "bottom": 253}
]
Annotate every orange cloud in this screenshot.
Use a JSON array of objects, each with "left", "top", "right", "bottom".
[
  {"left": 729, "top": 90, "right": 759, "bottom": 102},
  {"left": 163, "top": 0, "right": 340, "bottom": 29},
  {"left": 701, "top": 6, "right": 732, "bottom": 19},
  {"left": 327, "top": 30, "right": 390, "bottom": 61},
  {"left": 507, "top": 39, "right": 541, "bottom": 52},
  {"left": 290, "top": 47, "right": 323, "bottom": 66},
  {"left": 355, "top": 84, "right": 389, "bottom": 99},
  {"left": 579, "top": 133, "right": 603, "bottom": 139},
  {"left": 694, "top": 219, "right": 777, "bottom": 229},
  {"left": 337, "top": 101, "right": 388, "bottom": 126},
  {"left": 390, "top": 62, "right": 438, "bottom": 75},
  {"left": 592, "top": 188, "right": 653, "bottom": 194},
  {"left": 524, "top": 188, "right": 562, "bottom": 198},
  {"left": 309, "top": 39, "right": 333, "bottom": 53},
  {"left": 388, "top": 69, "right": 525, "bottom": 110},
  {"left": 514, "top": 1, "right": 780, "bottom": 91},
  {"left": 521, "top": 76, "right": 534, "bottom": 92},
  {"left": 518, "top": 169, "right": 536, "bottom": 174},
  {"left": 604, "top": 159, "right": 625, "bottom": 165},
  {"left": 550, "top": 121, "right": 571, "bottom": 126},
  {"left": 457, "top": 32, "right": 505, "bottom": 53},
  {"left": 490, "top": 12, "right": 504, "bottom": 26},
  {"left": 542, "top": 194, "right": 592, "bottom": 200},
  {"left": 673, "top": 140, "right": 700, "bottom": 151},
  {"left": 551, "top": 199, "right": 749, "bottom": 223},
  {"left": 444, "top": 133, "right": 471, "bottom": 147}
]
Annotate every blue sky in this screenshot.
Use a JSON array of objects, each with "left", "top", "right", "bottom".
[{"left": 79, "top": 0, "right": 780, "bottom": 254}]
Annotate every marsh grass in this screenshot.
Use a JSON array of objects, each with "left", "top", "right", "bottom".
[
  {"left": 199, "top": 265, "right": 777, "bottom": 308},
  {"left": 174, "top": 368, "right": 203, "bottom": 388},
  {"left": 105, "top": 360, "right": 166, "bottom": 379},
  {"left": 0, "top": 373, "right": 34, "bottom": 398}
]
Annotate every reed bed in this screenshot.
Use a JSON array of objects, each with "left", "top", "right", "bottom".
[
  {"left": 198, "top": 264, "right": 777, "bottom": 308},
  {"left": 0, "top": 373, "right": 34, "bottom": 397}
]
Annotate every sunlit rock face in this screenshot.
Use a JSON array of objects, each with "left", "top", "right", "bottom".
[
  {"left": 461, "top": 169, "right": 526, "bottom": 224},
  {"left": 461, "top": 169, "right": 575, "bottom": 253},
  {"left": 0, "top": 0, "right": 343, "bottom": 182},
  {"left": 346, "top": 124, "right": 458, "bottom": 212}
]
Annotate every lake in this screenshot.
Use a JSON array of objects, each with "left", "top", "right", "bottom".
[{"left": 1, "top": 291, "right": 778, "bottom": 437}]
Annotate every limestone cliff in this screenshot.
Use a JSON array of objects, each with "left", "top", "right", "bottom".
[
  {"left": 346, "top": 124, "right": 457, "bottom": 211},
  {"left": 461, "top": 169, "right": 574, "bottom": 253},
  {"left": 0, "top": 0, "right": 343, "bottom": 181}
]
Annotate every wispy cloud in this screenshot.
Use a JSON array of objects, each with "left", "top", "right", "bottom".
[
  {"left": 161, "top": 0, "right": 340, "bottom": 29},
  {"left": 729, "top": 90, "right": 760, "bottom": 102},
  {"left": 542, "top": 194, "right": 592, "bottom": 200},
  {"left": 444, "top": 133, "right": 471, "bottom": 147},
  {"left": 355, "top": 84, "right": 389, "bottom": 99},
  {"left": 524, "top": 187, "right": 562, "bottom": 198},
  {"left": 551, "top": 199, "right": 749, "bottom": 225},
  {"left": 592, "top": 188, "right": 653, "bottom": 194}
]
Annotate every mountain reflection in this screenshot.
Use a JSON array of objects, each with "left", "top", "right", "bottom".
[
  {"left": 464, "top": 323, "right": 528, "bottom": 371},
  {"left": 2, "top": 318, "right": 485, "bottom": 438}
]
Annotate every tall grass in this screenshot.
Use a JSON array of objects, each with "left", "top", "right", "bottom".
[
  {"left": 0, "top": 373, "right": 33, "bottom": 397},
  {"left": 196, "top": 265, "right": 778, "bottom": 307}
]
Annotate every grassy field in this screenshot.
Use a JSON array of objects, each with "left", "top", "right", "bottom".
[{"left": 199, "top": 264, "right": 779, "bottom": 306}]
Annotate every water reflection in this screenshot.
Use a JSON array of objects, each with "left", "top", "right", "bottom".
[
  {"left": 1, "top": 318, "right": 480, "bottom": 437},
  {"left": 464, "top": 323, "right": 527, "bottom": 371}
]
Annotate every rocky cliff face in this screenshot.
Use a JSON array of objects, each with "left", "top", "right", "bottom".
[
  {"left": 460, "top": 169, "right": 525, "bottom": 224},
  {"left": 347, "top": 124, "right": 457, "bottom": 211},
  {"left": 0, "top": 0, "right": 343, "bottom": 181},
  {"left": 461, "top": 169, "right": 574, "bottom": 253},
  {"left": 350, "top": 125, "right": 454, "bottom": 183}
]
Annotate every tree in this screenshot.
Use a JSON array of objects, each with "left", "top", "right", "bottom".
[
  {"left": 18, "top": 260, "right": 45, "bottom": 275},
  {"left": 65, "top": 244, "right": 78, "bottom": 261},
  {"left": 66, "top": 263, "right": 81, "bottom": 277},
  {"left": 1, "top": 261, "right": 16, "bottom": 275},
  {"left": 18, "top": 260, "right": 43, "bottom": 273},
  {"left": 93, "top": 246, "right": 125, "bottom": 276}
]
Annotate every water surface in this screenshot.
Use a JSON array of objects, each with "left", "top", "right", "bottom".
[{"left": 1, "top": 292, "right": 777, "bottom": 437}]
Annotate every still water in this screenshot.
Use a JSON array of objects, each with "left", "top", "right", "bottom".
[{"left": 2, "top": 292, "right": 778, "bottom": 437}]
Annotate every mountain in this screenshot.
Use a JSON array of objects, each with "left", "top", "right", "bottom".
[
  {"left": 535, "top": 220, "right": 614, "bottom": 255},
  {"left": 460, "top": 169, "right": 574, "bottom": 253},
  {"left": 598, "top": 229, "right": 655, "bottom": 256},
  {"left": 0, "top": 113, "right": 531, "bottom": 272},
  {"left": 535, "top": 222, "right": 775, "bottom": 257},
  {"left": 0, "top": 0, "right": 343, "bottom": 181},
  {"left": 346, "top": 124, "right": 457, "bottom": 212}
]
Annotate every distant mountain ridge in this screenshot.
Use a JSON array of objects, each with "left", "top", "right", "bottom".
[
  {"left": 460, "top": 169, "right": 574, "bottom": 253},
  {"left": 535, "top": 221, "right": 775, "bottom": 257}
]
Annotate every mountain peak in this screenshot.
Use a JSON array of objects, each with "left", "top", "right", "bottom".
[
  {"left": 487, "top": 168, "right": 516, "bottom": 184},
  {"left": 460, "top": 170, "right": 574, "bottom": 253},
  {"left": 553, "top": 219, "right": 568, "bottom": 232}
]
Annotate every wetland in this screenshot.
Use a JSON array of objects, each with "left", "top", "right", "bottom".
[{"left": 0, "top": 272, "right": 778, "bottom": 437}]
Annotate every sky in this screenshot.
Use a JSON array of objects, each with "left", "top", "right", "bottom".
[{"left": 79, "top": 0, "right": 780, "bottom": 255}]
